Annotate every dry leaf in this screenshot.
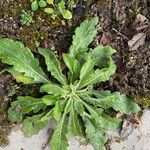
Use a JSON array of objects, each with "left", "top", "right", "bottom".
[
  {"left": 128, "top": 33, "right": 146, "bottom": 51},
  {"left": 120, "top": 119, "right": 135, "bottom": 139},
  {"left": 132, "top": 14, "right": 150, "bottom": 31},
  {"left": 100, "top": 32, "right": 112, "bottom": 45}
]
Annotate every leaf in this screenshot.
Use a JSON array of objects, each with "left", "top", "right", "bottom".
[
  {"left": 74, "top": 101, "right": 84, "bottom": 115},
  {"left": 7, "top": 68, "right": 35, "bottom": 84},
  {"left": 0, "top": 39, "right": 49, "bottom": 83},
  {"left": 96, "top": 91, "right": 141, "bottom": 114},
  {"left": 69, "top": 17, "right": 98, "bottom": 57},
  {"left": 22, "top": 113, "right": 48, "bottom": 137},
  {"left": 8, "top": 96, "right": 46, "bottom": 122},
  {"left": 46, "top": 0, "right": 54, "bottom": 4},
  {"left": 40, "top": 83, "right": 67, "bottom": 97},
  {"left": 38, "top": 48, "right": 67, "bottom": 85},
  {"left": 80, "top": 59, "right": 116, "bottom": 88},
  {"left": 67, "top": 100, "right": 83, "bottom": 136},
  {"left": 39, "top": 0, "right": 47, "bottom": 7},
  {"left": 99, "top": 32, "right": 112, "bottom": 45},
  {"left": 41, "top": 109, "right": 54, "bottom": 122},
  {"left": 128, "top": 32, "right": 146, "bottom": 51},
  {"left": 83, "top": 91, "right": 141, "bottom": 114},
  {"left": 50, "top": 115, "right": 68, "bottom": 150},
  {"left": 94, "top": 114, "right": 121, "bottom": 131},
  {"left": 31, "top": 0, "right": 39, "bottom": 11},
  {"left": 91, "top": 45, "right": 116, "bottom": 68},
  {"left": 79, "top": 53, "right": 95, "bottom": 82},
  {"left": 84, "top": 117, "right": 107, "bottom": 150},
  {"left": 44, "top": 7, "right": 54, "bottom": 14},
  {"left": 63, "top": 53, "right": 81, "bottom": 81},
  {"left": 58, "top": 1, "right": 72, "bottom": 19},
  {"left": 53, "top": 100, "right": 62, "bottom": 121},
  {"left": 42, "top": 95, "right": 56, "bottom": 106}
]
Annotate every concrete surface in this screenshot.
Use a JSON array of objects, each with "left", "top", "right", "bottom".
[
  {"left": 108, "top": 109, "right": 150, "bottom": 150},
  {"left": 0, "top": 109, "right": 150, "bottom": 150}
]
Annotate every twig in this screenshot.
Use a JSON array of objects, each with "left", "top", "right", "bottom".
[{"left": 112, "top": 28, "right": 129, "bottom": 40}]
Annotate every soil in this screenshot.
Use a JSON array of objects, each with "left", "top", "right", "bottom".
[{"left": 0, "top": 0, "right": 150, "bottom": 148}]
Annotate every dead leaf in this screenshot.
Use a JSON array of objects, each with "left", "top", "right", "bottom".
[
  {"left": 132, "top": 14, "right": 150, "bottom": 31},
  {"left": 128, "top": 33, "right": 146, "bottom": 51},
  {"left": 100, "top": 32, "right": 112, "bottom": 45},
  {"left": 120, "top": 119, "right": 135, "bottom": 139}
]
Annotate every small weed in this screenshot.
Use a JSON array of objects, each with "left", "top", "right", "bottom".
[
  {"left": 30, "top": 0, "right": 75, "bottom": 20},
  {"left": 20, "top": 10, "right": 34, "bottom": 26}
]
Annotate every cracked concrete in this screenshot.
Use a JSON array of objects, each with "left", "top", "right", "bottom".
[{"left": 0, "top": 109, "right": 150, "bottom": 150}]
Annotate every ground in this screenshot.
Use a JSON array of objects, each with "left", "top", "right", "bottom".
[{"left": 0, "top": 0, "right": 150, "bottom": 149}]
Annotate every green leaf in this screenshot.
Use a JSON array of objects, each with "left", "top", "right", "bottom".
[
  {"left": 8, "top": 96, "right": 46, "bottom": 122},
  {"left": 95, "top": 92, "right": 141, "bottom": 114},
  {"left": 53, "top": 100, "right": 62, "bottom": 121},
  {"left": 63, "top": 53, "right": 81, "bottom": 81},
  {"left": 22, "top": 114, "right": 48, "bottom": 136},
  {"left": 31, "top": 0, "right": 39, "bottom": 11},
  {"left": 84, "top": 117, "right": 107, "bottom": 150},
  {"left": 0, "top": 39, "right": 49, "bottom": 83},
  {"left": 67, "top": 100, "right": 83, "bottom": 136},
  {"left": 38, "top": 48, "right": 67, "bottom": 85},
  {"left": 50, "top": 115, "right": 68, "bottom": 150},
  {"left": 39, "top": 0, "right": 47, "bottom": 7},
  {"left": 8, "top": 68, "right": 35, "bottom": 84},
  {"left": 58, "top": 1, "right": 72, "bottom": 19},
  {"left": 69, "top": 17, "right": 98, "bottom": 57},
  {"left": 94, "top": 114, "right": 121, "bottom": 131},
  {"left": 74, "top": 101, "right": 84, "bottom": 115},
  {"left": 46, "top": 0, "right": 54, "bottom": 4},
  {"left": 83, "top": 91, "right": 141, "bottom": 114},
  {"left": 79, "top": 53, "right": 95, "bottom": 82},
  {"left": 41, "top": 109, "right": 54, "bottom": 122},
  {"left": 80, "top": 59, "right": 116, "bottom": 88},
  {"left": 91, "top": 45, "right": 116, "bottom": 68},
  {"left": 44, "top": 7, "right": 54, "bottom": 14},
  {"left": 42, "top": 95, "right": 56, "bottom": 106},
  {"left": 40, "top": 83, "right": 67, "bottom": 97}
]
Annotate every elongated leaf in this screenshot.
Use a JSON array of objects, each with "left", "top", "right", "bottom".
[
  {"left": 67, "top": 99, "right": 83, "bottom": 136},
  {"left": 91, "top": 45, "right": 116, "bottom": 68},
  {"left": 53, "top": 100, "right": 62, "bottom": 121},
  {"left": 79, "top": 53, "right": 95, "bottom": 82},
  {"left": 22, "top": 113, "right": 48, "bottom": 136},
  {"left": 69, "top": 17, "right": 98, "bottom": 57},
  {"left": 8, "top": 68, "right": 36, "bottom": 84},
  {"left": 38, "top": 48, "right": 67, "bottom": 85},
  {"left": 42, "top": 95, "right": 57, "bottom": 106},
  {"left": 94, "top": 114, "right": 121, "bottom": 131},
  {"left": 63, "top": 53, "right": 81, "bottom": 77},
  {"left": 41, "top": 109, "right": 54, "bottom": 122},
  {"left": 74, "top": 101, "right": 84, "bottom": 115},
  {"left": 80, "top": 59, "right": 116, "bottom": 88},
  {"left": 84, "top": 117, "right": 107, "bottom": 150},
  {"left": 8, "top": 96, "right": 46, "bottom": 122},
  {"left": 50, "top": 115, "right": 68, "bottom": 150},
  {"left": 0, "top": 39, "right": 49, "bottom": 83},
  {"left": 82, "top": 91, "right": 141, "bottom": 114},
  {"left": 96, "top": 92, "right": 141, "bottom": 114},
  {"left": 40, "top": 83, "right": 66, "bottom": 97}
]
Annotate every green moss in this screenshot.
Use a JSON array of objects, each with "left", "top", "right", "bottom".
[
  {"left": 132, "top": 95, "right": 150, "bottom": 108},
  {"left": 20, "top": 26, "right": 48, "bottom": 51}
]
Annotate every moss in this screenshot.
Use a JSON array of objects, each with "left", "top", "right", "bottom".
[
  {"left": 132, "top": 95, "right": 150, "bottom": 108},
  {"left": 20, "top": 26, "right": 48, "bottom": 51}
]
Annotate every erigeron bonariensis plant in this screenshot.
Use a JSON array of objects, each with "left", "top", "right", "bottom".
[{"left": 0, "top": 17, "right": 140, "bottom": 150}]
